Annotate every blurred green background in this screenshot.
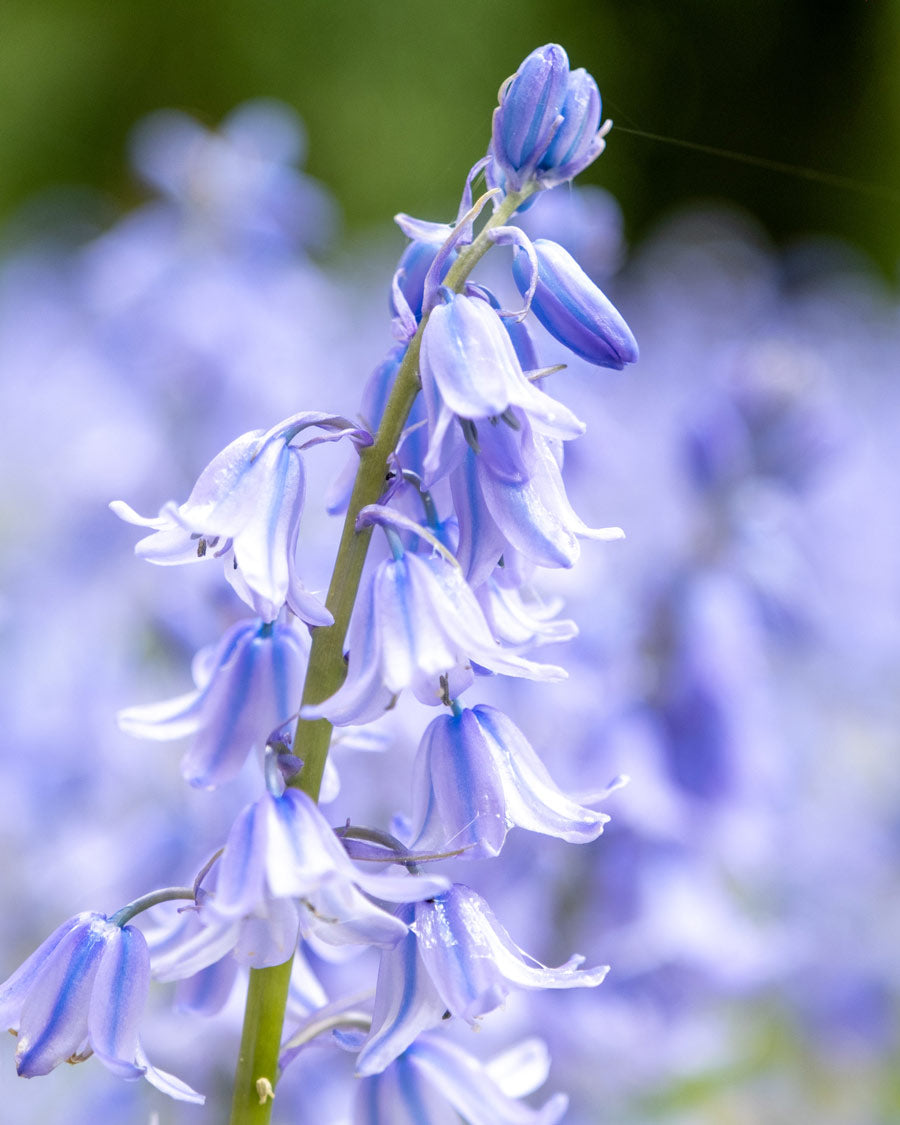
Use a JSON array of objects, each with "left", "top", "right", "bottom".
[{"left": 0, "top": 0, "right": 897, "bottom": 270}]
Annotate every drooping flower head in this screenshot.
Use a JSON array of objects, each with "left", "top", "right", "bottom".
[
  {"left": 411, "top": 704, "right": 621, "bottom": 858},
  {"left": 419, "top": 288, "right": 584, "bottom": 487},
  {"left": 303, "top": 507, "right": 567, "bottom": 727},
  {"left": 118, "top": 616, "right": 309, "bottom": 789},
  {"left": 150, "top": 786, "right": 448, "bottom": 984},
  {"left": 111, "top": 411, "right": 371, "bottom": 623},
  {"left": 356, "top": 884, "right": 609, "bottom": 1075},
  {"left": 353, "top": 1033, "right": 568, "bottom": 1125},
  {"left": 512, "top": 238, "right": 639, "bottom": 369},
  {"left": 0, "top": 913, "right": 202, "bottom": 1103}
]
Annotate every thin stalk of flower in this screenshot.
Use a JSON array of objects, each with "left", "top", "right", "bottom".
[{"left": 228, "top": 181, "right": 537, "bottom": 1125}]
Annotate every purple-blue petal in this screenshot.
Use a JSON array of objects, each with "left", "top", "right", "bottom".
[{"left": 514, "top": 239, "right": 638, "bottom": 368}]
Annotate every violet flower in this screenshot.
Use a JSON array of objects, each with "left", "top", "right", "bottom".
[
  {"left": 410, "top": 704, "right": 617, "bottom": 857},
  {"left": 489, "top": 44, "right": 609, "bottom": 195},
  {"left": 152, "top": 788, "right": 448, "bottom": 982},
  {"left": 450, "top": 424, "right": 624, "bottom": 584},
  {"left": 111, "top": 411, "right": 370, "bottom": 623},
  {"left": 354, "top": 1033, "right": 568, "bottom": 1125},
  {"left": 118, "top": 617, "right": 309, "bottom": 789},
  {"left": 0, "top": 913, "right": 202, "bottom": 1102},
  {"left": 356, "top": 885, "right": 608, "bottom": 1075},
  {"left": 419, "top": 289, "right": 583, "bottom": 486},
  {"left": 303, "top": 525, "right": 567, "bottom": 728},
  {"left": 512, "top": 238, "right": 639, "bottom": 369}
]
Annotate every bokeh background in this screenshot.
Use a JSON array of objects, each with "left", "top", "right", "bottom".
[
  {"left": 0, "top": 0, "right": 898, "bottom": 271},
  {"left": 1, "top": 3, "right": 899, "bottom": 1124}
]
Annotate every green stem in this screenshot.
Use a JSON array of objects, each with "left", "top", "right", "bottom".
[
  {"left": 228, "top": 958, "right": 293, "bottom": 1122},
  {"left": 227, "top": 182, "right": 533, "bottom": 1125},
  {"left": 109, "top": 886, "right": 195, "bottom": 928}
]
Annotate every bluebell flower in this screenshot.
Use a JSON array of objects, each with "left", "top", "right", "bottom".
[
  {"left": 212, "top": 789, "right": 447, "bottom": 941},
  {"left": 389, "top": 217, "right": 457, "bottom": 328},
  {"left": 473, "top": 577, "right": 578, "bottom": 649},
  {"left": 0, "top": 913, "right": 202, "bottom": 1102},
  {"left": 512, "top": 238, "right": 639, "bottom": 368},
  {"left": 419, "top": 290, "right": 584, "bottom": 487},
  {"left": 356, "top": 885, "right": 608, "bottom": 1075},
  {"left": 489, "top": 44, "right": 609, "bottom": 195},
  {"left": 451, "top": 424, "right": 624, "bottom": 584},
  {"left": 354, "top": 1033, "right": 568, "bottom": 1125},
  {"left": 410, "top": 704, "right": 617, "bottom": 857},
  {"left": 131, "top": 100, "right": 339, "bottom": 255},
  {"left": 111, "top": 411, "right": 369, "bottom": 624},
  {"left": 303, "top": 534, "right": 566, "bottom": 728},
  {"left": 152, "top": 789, "right": 447, "bottom": 982},
  {"left": 118, "top": 617, "right": 309, "bottom": 788}
]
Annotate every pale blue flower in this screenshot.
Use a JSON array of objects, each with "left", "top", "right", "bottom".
[
  {"left": 151, "top": 789, "right": 447, "bottom": 981},
  {"left": 355, "top": 1033, "right": 568, "bottom": 1125},
  {"left": 112, "top": 411, "right": 369, "bottom": 623},
  {"left": 303, "top": 535, "right": 567, "bottom": 728},
  {"left": 356, "top": 885, "right": 608, "bottom": 1075},
  {"left": 0, "top": 913, "right": 202, "bottom": 1102},
  {"left": 118, "top": 617, "right": 309, "bottom": 788},
  {"left": 450, "top": 424, "right": 624, "bottom": 584},
  {"left": 420, "top": 290, "right": 583, "bottom": 487},
  {"left": 410, "top": 704, "right": 617, "bottom": 857}
]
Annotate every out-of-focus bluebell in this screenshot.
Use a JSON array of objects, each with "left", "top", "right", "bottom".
[
  {"left": 353, "top": 1032, "right": 568, "bottom": 1125},
  {"left": 130, "top": 100, "right": 338, "bottom": 257}
]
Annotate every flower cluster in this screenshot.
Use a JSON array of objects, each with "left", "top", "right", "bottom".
[{"left": 0, "top": 43, "right": 638, "bottom": 1121}]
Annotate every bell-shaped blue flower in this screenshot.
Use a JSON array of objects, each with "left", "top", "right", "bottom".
[
  {"left": 354, "top": 1033, "right": 568, "bottom": 1125},
  {"left": 489, "top": 44, "right": 609, "bottom": 194},
  {"left": 112, "top": 411, "right": 369, "bottom": 623},
  {"left": 356, "top": 884, "right": 608, "bottom": 1075},
  {"left": 118, "top": 617, "right": 309, "bottom": 788},
  {"left": 474, "top": 577, "right": 577, "bottom": 650},
  {"left": 0, "top": 913, "right": 202, "bottom": 1102},
  {"left": 420, "top": 290, "right": 583, "bottom": 487},
  {"left": 451, "top": 424, "right": 623, "bottom": 585},
  {"left": 512, "top": 239, "right": 638, "bottom": 369},
  {"left": 410, "top": 704, "right": 615, "bottom": 858},
  {"left": 303, "top": 533, "right": 566, "bottom": 728},
  {"left": 212, "top": 789, "right": 448, "bottom": 943},
  {"left": 151, "top": 789, "right": 448, "bottom": 983}
]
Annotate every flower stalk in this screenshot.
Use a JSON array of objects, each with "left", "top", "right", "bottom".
[{"left": 228, "top": 183, "right": 534, "bottom": 1125}]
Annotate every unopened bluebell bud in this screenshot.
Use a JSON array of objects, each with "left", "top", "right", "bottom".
[
  {"left": 512, "top": 238, "right": 639, "bottom": 369},
  {"left": 490, "top": 44, "right": 570, "bottom": 192},
  {"left": 537, "top": 67, "right": 604, "bottom": 185},
  {"left": 490, "top": 44, "right": 610, "bottom": 194}
]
